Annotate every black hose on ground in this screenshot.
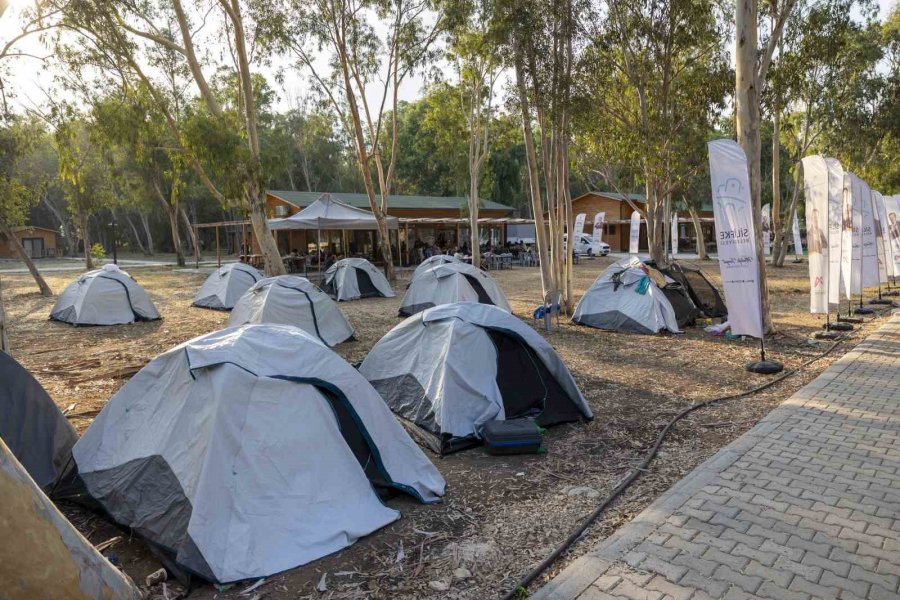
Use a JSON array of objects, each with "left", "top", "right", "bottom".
[{"left": 499, "top": 336, "right": 848, "bottom": 600}]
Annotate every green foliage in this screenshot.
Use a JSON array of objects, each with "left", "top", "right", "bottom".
[
  {"left": 0, "top": 118, "right": 47, "bottom": 226},
  {"left": 90, "top": 242, "right": 106, "bottom": 260}
]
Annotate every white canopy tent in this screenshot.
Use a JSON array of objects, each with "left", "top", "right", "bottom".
[{"left": 269, "top": 193, "right": 399, "bottom": 231}]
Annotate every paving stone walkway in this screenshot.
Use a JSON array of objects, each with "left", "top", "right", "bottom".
[{"left": 534, "top": 317, "right": 900, "bottom": 600}]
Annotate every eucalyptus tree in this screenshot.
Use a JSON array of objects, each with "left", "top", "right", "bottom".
[
  {"left": 574, "top": 0, "right": 731, "bottom": 266},
  {"left": 500, "top": 0, "right": 580, "bottom": 308},
  {"left": 53, "top": 0, "right": 286, "bottom": 275},
  {"left": 766, "top": 0, "right": 881, "bottom": 266},
  {"left": 0, "top": 118, "right": 53, "bottom": 295},
  {"left": 734, "top": 0, "right": 799, "bottom": 332},
  {"left": 282, "top": 0, "right": 444, "bottom": 281}
]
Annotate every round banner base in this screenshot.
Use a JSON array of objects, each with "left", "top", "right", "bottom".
[
  {"left": 882, "top": 290, "right": 900, "bottom": 296},
  {"left": 838, "top": 316, "right": 864, "bottom": 323},
  {"left": 854, "top": 306, "right": 875, "bottom": 315},
  {"left": 814, "top": 330, "right": 840, "bottom": 340},
  {"left": 745, "top": 359, "right": 784, "bottom": 374},
  {"left": 869, "top": 299, "right": 895, "bottom": 306},
  {"left": 826, "top": 322, "right": 854, "bottom": 332}
]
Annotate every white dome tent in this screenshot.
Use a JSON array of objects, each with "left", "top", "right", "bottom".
[
  {"left": 360, "top": 303, "right": 592, "bottom": 454},
  {"left": 573, "top": 256, "right": 681, "bottom": 334},
  {"left": 400, "top": 262, "right": 511, "bottom": 317},
  {"left": 192, "top": 262, "right": 263, "bottom": 310},
  {"left": 410, "top": 254, "right": 461, "bottom": 280},
  {"left": 50, "top": 264, "right": 160, "bottom": 326},
  {"left": 228, "top": 275, "right": 355, "bottom": 347},
  {"left": 72, "top": 325, "right": 445, "bottom": 584},
  {"left": 322, "top": 257, "right": 395, "bottom": 301}
]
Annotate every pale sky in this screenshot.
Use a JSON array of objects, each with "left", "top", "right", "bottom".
[{"left": 0, "top": 0, "right": 896, "bottom": 118}]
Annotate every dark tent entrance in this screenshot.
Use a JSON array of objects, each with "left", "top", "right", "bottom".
[
  {"left": 355, "top": 268, "right": 381, "bottom": 299},
  {"left": 659, "top": 284, "right": 701, "bottom": 327},
  {"left": 661, "top": 262, "right": 727, "bottom": 318},
  {"left": 427, "top": 329, "right": 586, "bottom": 455},
  {"left": 462, "top": 274, "right": 496, "bottom": 306}
]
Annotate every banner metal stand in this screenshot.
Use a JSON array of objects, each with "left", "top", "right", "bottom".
[{"left": 746, "top": 259, "right": 783, "bottom": 374}]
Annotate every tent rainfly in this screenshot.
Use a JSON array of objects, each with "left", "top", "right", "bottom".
[
  {"left": 360, "top": 303, "right": 593, "bottom": 454},
  {"left": 228, "top": 275, "right": 355, "bottom": 347},
  {"left": 0, "top": 351, "right": 77, "bottom": 494},
  {"left": 72, "top": 324, "right": 445, "bottom": 583},
  {"left": 192, "top": 262, "right": 263, "bottom": 310},
  {"left": 410, "top": 254, "right": 461, "bottom": 280},
  {"left": 573, "top": 256, "right": 681, "bottom": 334},
  {"left": 322, "top": 258, "right": 395, "bottom": 301},
  {"left": 0, "top": 437, "right": 142, "bottom": 600},
  {"left": 400, "top": 262, "right": 511, "bottom": 317},
  {"left": 268, "top": 193, "right": 399, "bottom": 230},
  {"left": 50, "top": 264, "right": 160, "bottom": 326}
]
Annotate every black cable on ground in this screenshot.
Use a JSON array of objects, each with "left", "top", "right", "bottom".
[{"left": 500, "top": 336, "right": 848, "bottom": 600}]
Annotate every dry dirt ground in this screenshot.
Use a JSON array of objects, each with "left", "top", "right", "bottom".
[{"left": 2, "top": 257, "right": 895, "bottom": 600}]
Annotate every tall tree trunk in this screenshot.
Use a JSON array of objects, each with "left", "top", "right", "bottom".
[
  {"left": 515, "top": 51, "right": 552, "bottom": 294},
  {"left": 78, "top": 208, "right": 93, "bottom": 270},
  {"left": 139, "top": 212, "right": 155, "bottom": 254},
  {"left": 774, "top": 168, "right": 802, "bottom": 266},
  {"left": 771, "top": 110, "right": 786, "bottom": 265},
  {"left": 154, "top": 190, "right": 185, "bottom": 267},
  {"left": 41, "top": 195, "right": 74, "bottom": 257},
  {"left": 735, "top": 0, "right": 773, "bottom": 333},
  {"left": 122, "top": 212, "right": 149, "bottom": 255},
  {"left": 180, "top": 206, "right": 201, "bottom": 264},
  {"left": 0, "top": 218, "right": 52, "bottom": 296},
  {"left": 469, "top": 174, "right": 481, "bottom": 268},
  {"left": 688, "top": 205, "right": 708, "bottom": 259}
]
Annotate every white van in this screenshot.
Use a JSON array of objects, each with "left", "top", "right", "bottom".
[{"left": 564, "top": 234, "right": 610, "bottom": 257}]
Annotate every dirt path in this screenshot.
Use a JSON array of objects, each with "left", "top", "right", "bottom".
[{"left": 2, "top": 258, "right": 893, "bottom": 599}]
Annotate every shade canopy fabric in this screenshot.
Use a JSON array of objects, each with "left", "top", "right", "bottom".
[
  {"left": 573, "top": 256, "right": 681, "bottom": 335},
  {"left": 50, "top": 264, "right": 160, "bottom": 326},
  {"left": 268, "top": 193, "right": 399, "bottom": 231},
  {"left": 360, "top": 303, "right": 592, "bottom": 454},
  {"left": 72, "top": 325, "right": 445, "bottom": 583},
  {"left": 400, "top": 262, "right": 511, "bottom": 317},
  {"left": 228, "top": 275, "right": 355, "bottom": 347}
]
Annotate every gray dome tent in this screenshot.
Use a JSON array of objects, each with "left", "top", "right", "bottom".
[
  {"left": 573, "top": 257, "right": 681, "bottom": 335},
  {"left": 360, "top": 303, "right": 592, "bottom": 454},
  {"left": 411, "top": 254, "right": 461, "bottom": 280},
  {"left": 192, "top": 263, "right": 263, "bottom": 310},
  {"left": 72, "top": 325, "right": 445, "bottom": 584},
  {"left": 400, "top": 262, "right": 511, "bottom": 317},
  {"left": 0, "top": 351, "right": 77, "bottom": 493},
  {"left": 50, "top": 265, "right": 160, "bottom": 326},
  {"left": 228, "top": 275, "right": 355, "bottom": 347},
  {"left": 322, "top": 257, "right": 394, "bottom": 301}
]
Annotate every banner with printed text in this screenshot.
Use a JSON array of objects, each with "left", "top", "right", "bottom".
[
  {"left": 629, "top": 211, "right": 641, "bottom": 254},
  {"left": 871, "top": 191, "right": 890, "bottom": 283},
  {"left": 573, "top": 213, "right": 586, "bottom": 239},
  {"left": 708, "top": 139, "right": 763, "bottom": 338},
  {"left": 671, "top": 212, "right": 679, "bottom": 255},
  {"left": 883, "top": 195, "right": 900, "bottom": 275},
  {"left": 800, "top": 156, "right": 828, "bottom": 313},
  {"left": 859, "top": 178, "right": 880, "bottom": 289},
  {"left": 593, "top": 212, "right": 606, "bottom": 242},
  {"left": 825, "top": 158, "right": 844, "bottom": 306}
]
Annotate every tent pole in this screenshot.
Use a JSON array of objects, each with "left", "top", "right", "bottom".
[{"left": 216, "top": 226, "right": 221, "bottom": 268}]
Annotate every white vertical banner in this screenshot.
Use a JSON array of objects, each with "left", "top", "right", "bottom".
[
  {"left": 629, "top": 211, "right": 641, "bottom": 254},
  {"left": 708, "top": 139, "right": 763, "bottom": 338},
  {"left": 792, "top": 211, "right": 803, "bottom": 259},
  {"left": 842, "top": 173, "right": 858, "bottom": 299},
  {"left": 592, "top": 212, "right": 606, "bottom": 242},
  {"left": 762, "top": 204, "right": 772, "bottom": 255},
  {"left": 800, "top": 155, "right": 828, "bottom": 314},
  {"left": 671, "top": 212, "right": 679, "bottom": 255},
  {"left": 825, "top": 158, "right": 844, "bottom": 307},
  {"left": 871, "top": 190, "right": 890, "bottom": 282},
  {"left": 884, "top": 194, "right": 900, "bottom": 275},
  {"left": 573, "top": 213, "right": 586, "bottom": 239},
  {"left": 859, "top": 178, "right": 880, "bottom": 288}
]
